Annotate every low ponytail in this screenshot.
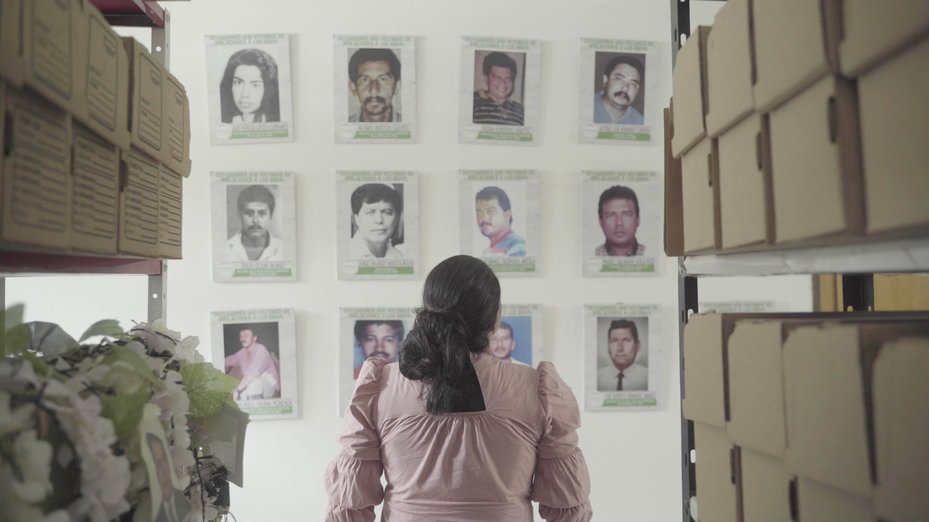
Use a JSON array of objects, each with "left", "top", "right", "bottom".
[{"left": 398, "top": 256, "right": 500, "bottom": 415}]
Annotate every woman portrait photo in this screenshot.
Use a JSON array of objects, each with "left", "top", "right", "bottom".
[
  {"left": 349, "top": 183, "right": 405, "bottom": 259},
  {"left": 219, "top": 48, "right": 281, "bottom": 124}
]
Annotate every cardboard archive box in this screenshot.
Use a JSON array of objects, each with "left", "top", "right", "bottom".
[
  {"left": 681, "top": 313, "right": 726, "bottom": 427},
  {"left": 671, "top": 26, "right": 711, "bottom": 158},
  {"left": 123, "top": 37, "right": 164, "bottom": 164},
  {"left": 663, "top": 106, "right": 684, "bottom": 257},
  {"left": 118, "top": 148, "right": 160, "bottom": 257},
  {"left": 704, "top": 0, "right": 754, "bottom": 137},
  {"left": 162, "top": 70, "right": 191, "bottom": 176},
  {"left": 693, "top": 422, "right": 739, "bottom": 522},
  {"left": 782, "top": 320, "right": 929, "bottom": 499},
  {"left": 752, "top": 0, "right": 841, "bottom": 113},
  {"left": 0, "top": 0, "right": 22, "bottom": 83},
  {"left": 857, "top": 37, "right": 929, "bottom": 236},
  {"left": 872, "top": 336, "right": 929, "bottom": 522},
  {"left": 767, "top": 75, "right": 864, "bottom": 245},
  {"left": 681, "top": 137, "right": 719, "bottom": 254},
  {"left": 839, "top": 0, "right": 929, "bottom": 77},
  {"left": 70, "top": 122, "right": 119, "bottom": 254},
  {"left": 75, "top": 2, "right": 130, "bottom": 150},
  {"left": 726, "top": 318, "right": 789, "bottom": 458},
  {"left": 716, "top": 113, "right": 770, "bottom": 251},
  {"left": 158, "top": 164, "right": 182, "bottom": 259},
  {"left": 19, "top": 0, "right": 85, "bottom": 114},
  {"left": 1, "top": 84, "right": 72, "bottom": 250},
  {"left": 740, "top": 448, "right": 792, "bottom": 522},
  {"left": 796, "top": 477, "right": 876, "bottom": 522}
]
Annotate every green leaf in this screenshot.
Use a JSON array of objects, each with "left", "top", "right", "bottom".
[
  {"left": 101, "top": 387, "right": 151, "bottom": 441},
  {"left": 79, "top": 319, "right": 124, "bottom": 342},
  {"left": 3, "top": 324, "right": 31, "bottom": 356},
  {"left": 3, "top": 304, "right": 25, "bottom": 330},
  {"left": 20, "top": 351, "right": 52, "bottom": 377},
  {"left": 100, "top": 345, "right": 159, "bottom": 385},
  {"left": 181, "top": 363, "right": 239, "bottom": 418}
]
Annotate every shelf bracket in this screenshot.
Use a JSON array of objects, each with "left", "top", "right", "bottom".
[{"left": 148, "top": 262, "right": 167, "bottom": 323}]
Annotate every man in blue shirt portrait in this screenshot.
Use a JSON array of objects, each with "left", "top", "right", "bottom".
[{"left": 475, "top": 186, "right": 526, "bottom": 257}]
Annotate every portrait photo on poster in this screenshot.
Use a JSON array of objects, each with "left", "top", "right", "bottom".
[
  {"left": 577, "top": 38, "right": 659, "bottom": 144},
  {"left": 205, "top": 34, "right": 294, "bottom": 144},
  {"left": 491, "top": 315, "right": 532, "bottom": 366},
  {"left": 595, "top": 316, "right": 649, "bottom": 392},
  {"left": 211, "top": 171, "right": 297, "bottom": 282},
  {"left": 458, "top": 36, "right": 540, "bottom": 145},
  {"left": 349, "top": 183, "right": 406, "bottom": 259},
  {"left": 339, "top": 308, "right": 415, "bottom": 413},
  {"left": 225, "top": 184, "right": 286, "bottom": 263},
  {"left": 592, "top": 51, "right": 646, "bottom": 126},
  {"left": 350, "top": 318, "right": 412, "bottom": 378},
  {"left": 346, "top": 47, "right": 403, "bottom": 123},
  {"left": 458, "top": 170, "right": 540, "bottom": 276},
  {"left": 472, "top": 183, "right": 528, "bottom": 258},
  {"left": 222, "top": 321, "right": 283, "bottom": 401},
  {"left": 593, "top": 183, "right": 645, "bottom": 258},
  {"left": 333, "top": 35, "right": 416, "bottom": 143},
  {"left": 210, "top": 308, "right": 298, "bottom": 420},
  {"left": 337, "top": 171, "right": 419, "bottom": 279},
  {"left": 582, "top": 171, "right": 660, "bottom": 276},
  {"left": 220, "top": 48, "right": 282, "bottom": 124},
  {"left": 472, "top": 50, "right": 526, "bottom": 127}
]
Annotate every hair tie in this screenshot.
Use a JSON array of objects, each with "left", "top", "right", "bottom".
[{"left": 420, "top": 308, "right": 472, "bottom": 339}]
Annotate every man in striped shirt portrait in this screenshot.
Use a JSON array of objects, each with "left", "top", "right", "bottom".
[{"left": 472, "top": 51, "right": 525, "bottom": 126}]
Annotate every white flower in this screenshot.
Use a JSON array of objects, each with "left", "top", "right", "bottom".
[
  {"left": 42, "top": 510, "right": 70, "bottom": 522},
  {"left": 174, "top": 335, "right": 203, "bottom": 364},
  {"left": 9, "top": 429, "right": 54, "bottom": 503}
]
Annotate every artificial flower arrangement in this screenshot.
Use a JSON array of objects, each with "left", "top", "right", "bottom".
[{"left": 0, "top": 305, "right": 248, "bottom": 522}]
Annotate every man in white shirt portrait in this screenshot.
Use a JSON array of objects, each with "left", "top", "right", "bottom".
[
  {"left": 226, "top": 184, "right": 284, "bottom": 262},
  {"left": 597, "top": 319, "right": 648, "bottom": 391},
  {"left": 349, "top": 183, "right": 405, "bottom": 259}
]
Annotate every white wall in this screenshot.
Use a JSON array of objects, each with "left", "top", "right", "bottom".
[{"left": 5, "top": 1, "right": 814, "bottom": 520}]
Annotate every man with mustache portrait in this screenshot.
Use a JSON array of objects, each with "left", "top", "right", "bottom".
[
  {"left": 475, "top": 186, "right": 526, "bottom": 257},
  {"left": 594, "top": 54, "right": 645, "bottom": 125},
  {"left": 353, "top": 320, "right": 404, "bottom": 378},
  {"left": 348, "top": 48, "right": 402, "bottom": 123},
  {"left": 226, "top": 184, "right": 284, "bottom": 262}
]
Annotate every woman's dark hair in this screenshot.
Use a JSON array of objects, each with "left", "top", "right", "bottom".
[
  {"left": 219, "top": 48, "right": 281, "bottom": 123},
  {"left": 399, "top": 255, "right": 501, "bottom": 415}
]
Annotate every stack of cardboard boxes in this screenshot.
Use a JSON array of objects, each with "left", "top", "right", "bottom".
[
  {"left": 0, "top": 0, "right": 190, "bottom": 259},
  {"left": 682, "top": 313, "right": 929, "bottom": 521},
  {"left": 665, "top": 0, "right": 929, "bottom": 256}
]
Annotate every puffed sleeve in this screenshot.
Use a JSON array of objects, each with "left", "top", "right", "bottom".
[
  {"left": 531, "top": 362, "right": 593, "bottom": 522},
  {"left": 324, "top": 358, "right": 387, "bottom": 522}
]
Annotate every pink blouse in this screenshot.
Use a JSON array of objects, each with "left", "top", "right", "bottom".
[{"left": 325, "top": 353, "right": 592, "bottom": 522}]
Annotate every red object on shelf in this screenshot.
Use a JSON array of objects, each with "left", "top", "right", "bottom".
[
  {"left": 88, "top": 0, "right": 166, "bottom": 28},
  {"left": 0, "top": 253, "right": 163, "bottom": 276}
]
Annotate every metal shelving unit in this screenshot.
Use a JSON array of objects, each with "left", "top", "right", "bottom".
[
  {"left": 670, "top": 3, "right": 929, "bottom": 520},
  {"left": 1, "top": 0, "right": 173, "bottom": 324}
]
